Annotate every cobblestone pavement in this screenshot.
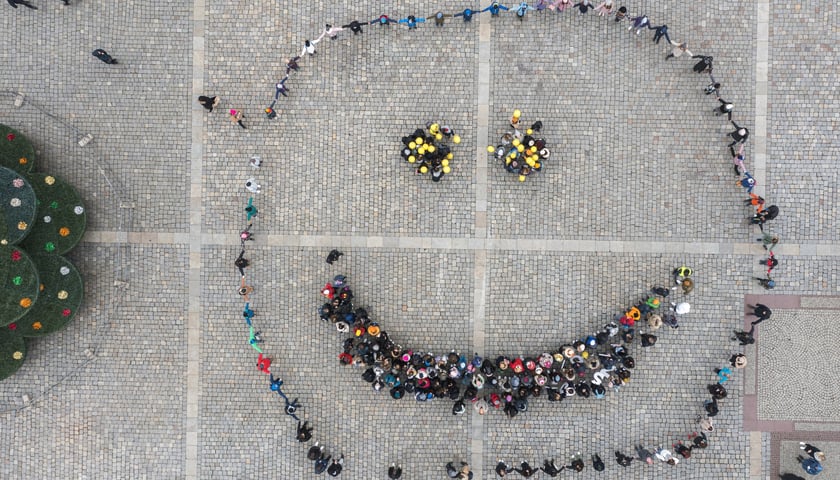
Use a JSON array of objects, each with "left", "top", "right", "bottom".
[{"left": 0, "top": 0, "right": 838, "bottom": 479}]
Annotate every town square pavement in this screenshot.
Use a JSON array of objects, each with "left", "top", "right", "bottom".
[{"left": 0, "top": 0, "right": 838, "bottom": 478}]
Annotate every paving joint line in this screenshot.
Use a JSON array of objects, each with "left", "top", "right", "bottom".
[
  {"left": 469, "top": 18, "right": 492, "bottom": 480},
  {"left": 749, "top": 0, "right": 770, "bottom": 475},
  {"left": 79, "top": 231, "right": 834, "bottom": 257},
  {"left": 185, "top": 0, "right": 206, "bottom": 477}
]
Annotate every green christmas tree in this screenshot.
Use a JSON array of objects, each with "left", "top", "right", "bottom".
[{"left": 0, "top": 125, "right": 85, "bottom": 380}]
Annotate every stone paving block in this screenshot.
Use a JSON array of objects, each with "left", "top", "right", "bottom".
[
  {"left": 483, "top": 251, "right": 753, "bottom": 479},
  {"left": 0, "top": 2, "right": 193, "bottom": 232},
  {"left": 199, "top": 246, "right": 473, "bottom": 478},
  {"left": 0, "top": 0, "right": 837, "bottom": 478},
  {"left": 767, "top": 1, "right": 840, "bottom": 245},
  {"left": 486, "top": 1, "right": 756, "bottom": 242},
  {"left": 0, "top": 244, "right": 188, "bottom": 478},
  {"left": 202, "top": 1, "right": 479, "bottom": 238},
  {"left": 779, "top": 440, "right": 839, "bottom": 480},
  {"left": 758, "top": 310, "right": 840, "bottom": 422}
]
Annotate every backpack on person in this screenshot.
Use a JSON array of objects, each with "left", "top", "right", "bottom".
[
  {"left": 704, "top": 399, "right": 719, "bottom": 417},
  {"left": 709, "top": 384, "right": 727, "bottom": 399}
]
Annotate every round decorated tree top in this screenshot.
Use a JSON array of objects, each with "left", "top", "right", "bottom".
[
  {"left": 0, "top": 125, "right": 35, "bottom": 174},
  {"left": 0, "top": 328, "right": 27, "bottom": 381},
  {"left": 20, "top": 173, "right": 86, "bottom": 255},
  {"left": 15, "top": 254, "right": 83, "bottom": 337},
  {"left": 0, "top": 244, "right": 40, "bottom": 327},
  {"left": 0, "top": 166, "right": 37, "bottom": 245}
]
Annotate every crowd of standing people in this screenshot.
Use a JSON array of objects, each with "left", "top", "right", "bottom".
[
  {"left": 400, "top": 122, "right": 461, "bottom": 182},
  {"left": 321, "top": 267, "right": 691, "bottom": 415},
  {"left": 219, "top": 1, "right": 805, "bottom": 477},
  {"left": 487, "top": 111, "right": 550, "bottom": 181}
]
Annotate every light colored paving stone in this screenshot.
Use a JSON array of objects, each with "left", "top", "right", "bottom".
[{"left": 0, "top": 0, "right": 838, "bottom": 479}]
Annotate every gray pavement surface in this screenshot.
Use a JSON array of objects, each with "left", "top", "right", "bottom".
[
  {"left": 0, "top": 0, "right": 838, "bottom": 479},
  {"left": 758, "top": 310, "right": 840, "bottom": 423}
]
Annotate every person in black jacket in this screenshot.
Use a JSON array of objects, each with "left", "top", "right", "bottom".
[
  {"left": 615, "top": 451, "right": 634, "bottom": 467},
  {"left": 7, "top": 0, "right": 38, "bottom": 9},
  {"left": 592, "top": 453, "right": 605, "bottom": 471},
  {"left": 692, "top": 55, "right": 713, "bottom": 73},
  {"left": 514, "top": 462, "right": 536, "bottom": 478},
  {"left": 326, "top": 455, "right": 344, "bottom": 477},
  {"left": 540, "top": 459, "right": 563, "bottom": 476}
]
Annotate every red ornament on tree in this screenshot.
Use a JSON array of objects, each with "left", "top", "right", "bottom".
[{"left": 6, "top": 133, "right": 15, "bottom": 141}]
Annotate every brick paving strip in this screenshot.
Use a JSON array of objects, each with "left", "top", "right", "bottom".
[
  {"left": 79, "top": 231, "right": 834, "bottom": 257},
  {"left": 468, "top": 18, "right": 493, "bottom": 477},
  {"left": 749, "top": 2, "right": 770, "bottom": 477},
  {"left": 186, "top": 0, "right": 207, "bottom": 477},
  {"left": 741, "top": 295, "right": 840, "bottom": 479}
]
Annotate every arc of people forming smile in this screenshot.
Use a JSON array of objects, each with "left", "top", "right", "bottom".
[{"left": 228, "top": 2, "right": 779, "bottom": 475}]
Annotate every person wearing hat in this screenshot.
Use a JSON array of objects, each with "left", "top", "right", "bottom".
[
  {"left": 647, "top": 314, "right": 662, "bottom": 330},
  {"left": 728, "top": 354, "right": 746, "bottom": 369},
  {"left": 429, "top": 10, "right": 450, "bottom": 25},
  {"left": 481, "top": 2, "right": 510, "bottom": 17},
  {"left": 673, "top": 265, "right": 692, "bottom": 283}
]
